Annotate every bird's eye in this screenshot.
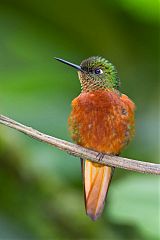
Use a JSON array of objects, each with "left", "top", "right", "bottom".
[{"left": 94, "top": 68, "right": 103, "bottom": 74}]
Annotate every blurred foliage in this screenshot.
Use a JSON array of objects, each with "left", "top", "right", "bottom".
[{"left": 0, "top": 0, "right": 159, "bottom": 239}]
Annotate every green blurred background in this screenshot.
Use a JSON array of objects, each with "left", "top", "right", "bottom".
[{"left": 0, "top": 0, "right": 159, "bottom": 239}]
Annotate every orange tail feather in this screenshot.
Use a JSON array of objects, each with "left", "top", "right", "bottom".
[{"left": 81, "top": 159, "right": 112, "bottom": 221}]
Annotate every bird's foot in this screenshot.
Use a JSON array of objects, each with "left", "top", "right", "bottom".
[{"left": 96, "top": 153, "right": 105, "bottom": 162}]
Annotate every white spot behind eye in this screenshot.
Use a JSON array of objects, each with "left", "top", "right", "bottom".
[{"left": 99, "top": 69, "right": 103, "bottom": 74}]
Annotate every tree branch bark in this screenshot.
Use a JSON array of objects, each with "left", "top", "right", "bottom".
[{"left": 0, "top": 115, "right": 159, "bottom": 175}]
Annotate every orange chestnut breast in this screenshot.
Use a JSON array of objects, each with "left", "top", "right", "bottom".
[{"left": 69, "top": 90, "right": 135, "bottom": 155}]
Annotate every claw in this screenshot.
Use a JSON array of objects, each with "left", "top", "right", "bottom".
[{"left": 96, "top": 153, "right": 105, "bottom": 162}]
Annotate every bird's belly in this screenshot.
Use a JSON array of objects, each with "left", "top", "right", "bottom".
[{"left": 69, "top": 108, "right": 130, "bottom": 155}]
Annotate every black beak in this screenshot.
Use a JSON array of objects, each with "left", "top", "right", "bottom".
[{"left": 54, "top": 57, "right": 83, "bottom": 72}]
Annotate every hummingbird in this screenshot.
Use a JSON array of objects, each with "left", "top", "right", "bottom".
[{"left": 55, "top": 56, "right": 135, "bottom": 221}]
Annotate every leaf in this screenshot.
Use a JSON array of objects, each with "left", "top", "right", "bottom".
[{"left": 108, "top": 174, "right": 159, "bottom": 239}]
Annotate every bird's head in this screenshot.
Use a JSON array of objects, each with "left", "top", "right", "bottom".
[{"left": 55, "top": 56, "right": 120, "bottom": 92}]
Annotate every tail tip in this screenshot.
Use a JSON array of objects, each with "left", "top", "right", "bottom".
[{"left": 87, "top": 212, "right": 100, "bottom": 221}]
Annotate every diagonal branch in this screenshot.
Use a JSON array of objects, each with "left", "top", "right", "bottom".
[{"left": 0, "top": 114, "right": 159, "bottom": 175}]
